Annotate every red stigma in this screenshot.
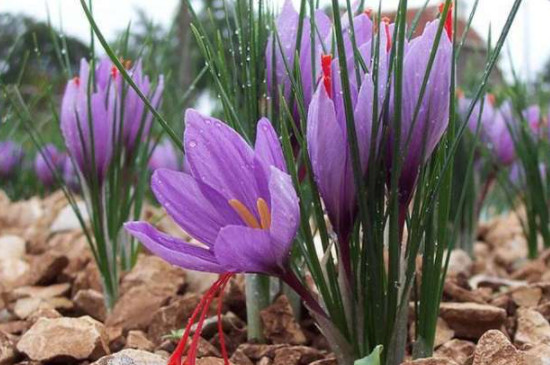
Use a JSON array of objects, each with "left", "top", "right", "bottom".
[
  {"left": 73, "top": 77, "right": 80, "bottom": 87},
  {"left": 168, "top": 273, "right": 233, "bottom": 365},
  {"left": 439, "top": 2, "right": 453, "bottom": 40},
  {"left": 111, "top": 66, "right": 118, "bottom": 79},
  {"left": 487, "top": 94, "right": 496, "bottom": 106},
  {"left": 364, "top": 8, "right": 373, "bottom": 18},
  {"left": 382, "top": 17, "right": 392, "bottom": 53},
  {"left": 321, "top": 54, "right": 332, "bottom": 99},
  {"left": 456, "top": 88, "right": 464, "bottom": 99}
]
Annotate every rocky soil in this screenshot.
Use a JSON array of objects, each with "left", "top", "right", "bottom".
[{"left": 1, "top": 191, "right": 550, "bottom": 364}]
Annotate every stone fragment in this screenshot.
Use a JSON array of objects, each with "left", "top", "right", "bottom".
[
  {"left": 10, "top": 283, "right": 70, "bottom": 301},
  {"left": 434, "top": 318, "right": 455, "bottom": 348},
  {"left": 91, "top": 349, "right": 166, "bottom": 364},
  {"left": 0, "top": 259, "right": 29, "bottom": 290},
  {"left": 439, "top": 302, "right": 506, "bottom": 340},
  {"left": 0, "top": 235, "right": 26, "bottom": 260},
  {"left": 13, "top": 296, "right": 72, "bottom": 319},
  {"left": 229, "top": 349, "right": 254, "bottom": 365},
  {"left": 443, "top": 282, "right": 486, "bottom": 304},
  {"left": 523, "top": 343, "right": 550, "bottom": 364},
  {"left": 0, "top": 331, "right": 16, "bottom": 365},
  {"left": 26, "top": 252, "right": 68, "bottom": 286},
  {"left": 272, "top": 346, "right": 323, "bottom": 365},
  {"left": 120, "top": 255, "right": 185, "bottom": 296},
  {"left": 512, "top": 286, "right": 543, "bottom": 308},
  {"left": 472, "top": 330, "right": 529, "bottom": 365},
  {"left": 446, "top": 249, "right": 473, "bottom": 278},
  {"left": 147, "top": 294, "right": 200, "bottom": 344},
  {"left": 260, "top": 295, "right": 306, "bottom": 345},
  {"left": 16, "top": 316, "right": 109, "bottom": 362},
  {"left": 125, "top": 330, "right": 154, "bottom": 352},
  {"left": 50, "top": 201, "right": 89, "bottom": 233},
  {"left": 74, "top": 289, "right": 107, "bottom": 322},
  {"left": 234, "top": 344, "right": 288, "bottom": 361},
  {"left": 401, "top": 359, "right": 458, "bottom": 365},
  {"left": 515, "top": 308, "right": 550, "bottom": 346},
  {"left": 434, "top": 339, "right": 475, "bottom": 365},
  {"left": 26, "top": 308, "right": 61, "bottom": 324}
]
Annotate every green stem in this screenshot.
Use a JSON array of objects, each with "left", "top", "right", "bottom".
[{"left": 245, "top": 274, "right": 271, "bottom": 342}]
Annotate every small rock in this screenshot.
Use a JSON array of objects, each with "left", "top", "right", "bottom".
[
  {"left": 91, "top": 349, "right": 165, "bottom": 364},
  {"left": 512, "top": 286, "right": 543, "bottom": 308},
  {"left": 10, "top": 283, "right": 70, "bottom": 301},
  {"left": 126, "top": 330, "right": 154, "bottom": 352},
  {"left": 443, "top": 282, "right": 486, "bottom": 304},
  {"left": 72, "top": 261, "right": 103, "bottom": 295},
  {"left": 17, "top": 316, "right": 109, "bottom": 362},
  {"left": 515, "top": 308, "right": 550, "bottom": 346},
  {"left": 0, "top": 321, "right": 29, "bottom": 335},
  {"left": 26, "top": 252, "right": 68, "bottom": 286},
  {"left": 50, "top": 202, "right": 88, "bottom": 233},
  {"left": 229, "top": 349, "right": 253, "bottom": 365},
  {"left": 439, "top": 302, "right": 506, "bottom": 340},
  {"left": 272, "top": 346, "right": 323, "bottom": 365},
  {"left": 235, "top": 344, "right": 288, "bottom": 360},
  {"left": 523, "top": 343, "right": 550, "bottom": 364},
  {"left": 511, "top": 261, "right": 547, "bottom": 283},
  {"left": 260, "top": 295, "right": 306, "bottom": 345},
  {"left": 26, "top": 308, "right": 61, "bottom": 324},
  {"left": 434, "top": 339, "right": 475, "bottom": 365},
  {"left": 106, "top": 326, "right": 125, "bottom": 353},
  {"left": 447, "top": 249, "right": 473, "bottom": 278},
  {"left": 0, "top": 331, "right": 16, "bottom": 365},
  {"left": 434, "top": 318, "right": 455, "bottom": 348},
  {"left": 310, "top": 359, "right": 338, "bottom": 365},
  {"left": 0, "top": 259, "right": 29, "bottom": 290},
  {"left": 74, "top": 289, "right": 107, "bottom": 322},
  {"left": 401, "top": 359, "right": 458, "bottom": 365},
  {"left": 13, "top": 296, "right": 72, "bottom": 319},
  {"left": 147, "top": 294, "right": 200, "bottom": 344},
  {"left": 120, "top": 255, "right": 185, "bottom": 296},
  {"left": 195, "top": 357, "right": 234, "bottom": 365},
  {"left": 257, "top": 357, "right": 272, "bottom": 365},
  {"left": 0, "top": 235, "right": 26, "bottom": 260},
  {"left": 106, "top": 286, "right": 171, "bottom": 332},
  {"left": 472, "top": 330, "right": 529, "bottom": 365}
]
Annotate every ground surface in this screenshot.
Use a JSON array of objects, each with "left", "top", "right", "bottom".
[{"left": 1, "top": 191, "right": 550, "bottom": 364}]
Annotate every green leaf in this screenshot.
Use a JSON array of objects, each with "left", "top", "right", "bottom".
[{"left": 354, "top": 345, "right": 383, "bottom": 365}]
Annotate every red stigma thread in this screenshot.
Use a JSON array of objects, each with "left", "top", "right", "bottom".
[
  {"left": 111, "top": 66, "right": 119, "bottom": 79},
  {"left": 168, "top": 273, "right": 233, "bottom": 365},
  {"left": 321, "top": 54, "right": 332, "bottom": 99},
  {"left": 73, "top": 77, "right": 80, "bottom": 87},
  {"left": 439, "top": 2, "right": 453, "bottom": 40},
  {"left": 456, "top": 88, "right": 464, "bottom": 99},
  {"left": 382, "top": 17, "right": 392, "bottom": 53}
]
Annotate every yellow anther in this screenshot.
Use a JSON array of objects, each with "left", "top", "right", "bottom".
[
  {"left": 257, "top": 198, "right": 271, "bottom": 230},
  {"left": 229, "top": 199, "right": 260, "bottom": 229}
]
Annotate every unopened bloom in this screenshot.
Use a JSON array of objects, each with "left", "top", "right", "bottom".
[
  {"left": 389, "top": 19, "right": 452, "bottom": 211},
  {"left": 148, "top": 139, "right": 180, "bottom": 171},
  {"left": 34, "top": 144, "right": 64, "bottom": 186},
  {"left": 266, "top": 0, "right": 331, "bottom": 120},
  {"left": 61, "top": 59, "right": 113, "bottom": 183},
  {"left": 62, "top": 157, "right": 80, "bottom": 192},
  {"left": 125, "top": 109, "right": 299, "bottom": 276},
  {"left": 0, "top": 141, "right": 24, "bottom": 178}
]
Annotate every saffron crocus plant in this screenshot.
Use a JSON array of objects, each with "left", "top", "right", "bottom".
[
  {"left": 0, "top": 141, "right": 24, "bottom": 178},
  {"left": 125, "top": 110, "right": 323, "bottom": 365},
  {"left": 148, "top": 139, "right": 180, "bottom": 171},
  {"left": 60, "top": 57, "right": 163, "bottom": 309},
  {"left": 34, "top": 144, "right": 64, "bottom": 187}
]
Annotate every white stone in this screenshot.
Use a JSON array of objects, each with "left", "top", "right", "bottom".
[
  {"left": 0, "top": 235, "right": 26, "bottom": 260},
  {"left": 50, "top": 201, "right": 89, "bottom": 233}
]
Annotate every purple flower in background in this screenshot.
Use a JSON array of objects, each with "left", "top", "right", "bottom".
[
  {"left": 266, "top": 0, "right": 331, "bottom": 121},
  {"left": 97, "top": 58, "right": 164, "bottom": 151},
  {"left": 148, "top": 139, "right": 180, "bottom": 171},
  {"left": 60, "top": 59, "right": 113, "bottom": 183},
  {"left": 62, "top": 157, "right": 80, "bottom": 192},
  {"left": 389, "top": 20, "right": 452, "bottom": 214},
  {"left": 523, "top": 105, "right": 543, "bottom": 136},
  {"left": 0, "top": 141, "right": 24, "bottom": 178},
  {"left": 34, "top": 144, "right": 64, "bottom": 186},
  {"left": 125, "top": 109, "right": 299, "bottom": 277},
  {"left": 307, "top": 53, "right": 381, "bottom": 271}
]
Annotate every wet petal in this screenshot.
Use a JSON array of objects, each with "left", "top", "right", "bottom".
[
  {"left": 125, "top": 222, "right": 224, "bottom": 273},
  {"left": 254, "top": 118, "right": 286, "bottom": 172},
  {"left": 268, "top": 167, "right": 300, "bottom": 253}
]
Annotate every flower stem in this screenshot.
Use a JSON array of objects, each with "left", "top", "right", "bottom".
[{"left": 245, "top": 274, "right": 271, "bottom": 342}]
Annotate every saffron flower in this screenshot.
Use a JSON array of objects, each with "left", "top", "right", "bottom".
[
  {"left": 62, "top": 157, "right": 80, "bottom": 192},
  {"left": 125, "top": 109, "right": 322, "bottom": 365},
  {"left": 266, "top": 0, "right": 331, "bottom": 120},
  {"left": 0, "top": 141, "right": 24, "bottom": 178},
  {"left": 389, "top": 19, "right": 452, "bottom": 213},
  {"left": 34, "top": 144, "right": 64, "bottom": 186},
  {"left": 148, "top": 139, "right": 180, "bottom": 171},
  {"left": 307, "top": 53, "right": 379, "bottom": 270},
  {"left": 60, "top": 59, "right": 113, "bottom": 183}
]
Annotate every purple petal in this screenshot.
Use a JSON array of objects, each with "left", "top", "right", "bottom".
[
  {"left": 254, "top": 118, "right": 286, "bottom": 172},
  {"left": 124, "top": 222, "right": 224, "bottom": 273},
  {"left": 214, "top": 226, "right": 284, "bottom": 275},
  {"left": 151, "top": 168, "right": 241, "bottom": 246},
  {"left": 268, "top": 167, "right": 300, "bottom": 253},
  {"left": 184, "top": 109, "right": 266, "bottom": 217}
]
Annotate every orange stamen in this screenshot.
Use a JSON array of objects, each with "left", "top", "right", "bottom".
[
  {"left": 229, "top": 199, "right": 260, "bottom": 229},
  {"left": 321, "top": 54, "right": 332, "bottom": 98},
  {"left": 439, "top": 2, "right": 453, "bottom": 40},
  {"left": 257, "top": 198, "right": 271, "bottom": 230}
]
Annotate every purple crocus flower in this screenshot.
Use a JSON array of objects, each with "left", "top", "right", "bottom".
[
  {"left": 60, "top": 59, "right": 113, "bottom": 183},
  {"left": 148, "top": 139, "right": 180, "bottom": 171},
  {"left": 266, "top": 0, "right": 331, "bottom": 121},
  {"left": 125, "top": 109, "right": 299, "bottom": 277},
  {"left": 523, "top": 105, "right": 543, "bottom": 137},
  {"left": 388, "top": 19, "right": 452, "bottom": 216},
  {"left": 34, "top": 144, "right": 64, "bottom": 186},
  {"left": 62, "top": 156, "right": 80, "bottom": 192},
  {"left": 0, "top": 141, "right": 24, "bottom": 178}
]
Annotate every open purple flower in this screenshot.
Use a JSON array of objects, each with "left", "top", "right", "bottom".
[
  {"left": 125, "top": 109, "right": 299, "bottom": 277},
  {"left": 0, "top": 141, "right": 24, "bottom": 178},
  {"left": 148, "top": 139, "right": 180, "bottom": 172},
  {"left": 266, "top": 0, "right": 331, "bottom": 121},
  {"left": 388, "top": 19, "right": 452, "bottom": 214},
  {"left": 60, "top": 59, "right": 113, "bottom": 183},
  {"left": 34, "top": 144, "right": 64, "bottom": 186}
]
